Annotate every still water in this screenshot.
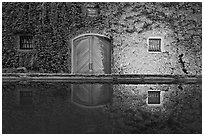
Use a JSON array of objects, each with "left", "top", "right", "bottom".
[{"left": 2, "top": 82, "right": 202, "bottom": 134}]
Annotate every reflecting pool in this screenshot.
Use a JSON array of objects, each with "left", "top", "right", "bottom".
[{"left": 2, "top": 82, "right": 202, "bottom": 134}]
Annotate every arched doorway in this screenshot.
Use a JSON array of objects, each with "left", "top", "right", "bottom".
[{"left": 71, "top": 33, "right": 111, "bottom": 74}]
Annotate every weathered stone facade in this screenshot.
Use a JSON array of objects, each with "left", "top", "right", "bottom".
[{"left": 2, "top": 2, "right": 202, "bottom": 75}]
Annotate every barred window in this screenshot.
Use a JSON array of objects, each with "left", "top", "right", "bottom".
[
  {"left": 86, "top": 4, "right": 99, "bottom": 17},
  {"left": 20, "top": 35, "right": 33, "bottom": 50},
  {"left": 148, "top": 38, "right": 161, "bottom": 52},
  {"left": 148, "top": 91, "right": 160, "bottom": 104}
]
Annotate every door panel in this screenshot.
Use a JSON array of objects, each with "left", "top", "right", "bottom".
[
  {"left": 73, "top": 36, "right": 90, "bottom": 74},
  {"left": 92, "top": 36, "right": 103, "bottom": 74},
  {"left": 92, "top": 36, "right": 111, "bottom": 74},
  {"left": 77, "top": 51, "right": 90, "bottom": 73},
  {"left": 99, "top": 36, "right": 111, "bottom": 74}
]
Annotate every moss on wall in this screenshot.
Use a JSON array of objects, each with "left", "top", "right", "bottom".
[{"left": 2, "top": 2, "right": 202, "bottom": 75}]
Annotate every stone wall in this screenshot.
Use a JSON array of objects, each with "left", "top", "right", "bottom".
[{"left": 2, "top": 2, "right": 202, "bottom": 75}]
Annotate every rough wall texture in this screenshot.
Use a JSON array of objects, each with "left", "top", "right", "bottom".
[{"left": 2, "top": 2, "right": 202, "bottom": 75}]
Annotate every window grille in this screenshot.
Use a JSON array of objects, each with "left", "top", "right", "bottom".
[
  {"left": 148, "top": 38, "right": 161, "bottom": 52},
  {"left": 86, "top": 4, "right": 99, "bottom": 17},
  {"left": 148, "top": 90, "right": 160, "bottom": 104},
  {"left": 20, "top": 35, "right": 33, "bottom": 50}
]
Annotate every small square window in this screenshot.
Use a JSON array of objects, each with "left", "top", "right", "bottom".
[
  {"left": 148, "top": 38, "right": 161, "bottom": 52},
  {"left": 85, "top": 4, "right": 99, "bottom": 17},
  {"left": 20, "top": 35, "right": 33, "bottom": 50},
  {"left": 148, "top": 91, "right": 160, "bottom": 104}
]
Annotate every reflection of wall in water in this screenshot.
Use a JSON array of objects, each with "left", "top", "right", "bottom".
[
  {"left": 111, "top": 84, "right": 201, "bottom": 133},
  {"left": 113, "top": 84, "right": 201, "bottom": 110},
  {"left": 14, "top": 83, "right": 113, "bottom": 108},
  {"left": 15, "top": 84, "right": 71, "bottom": 107},
  {"left": 4, "top": 83, "right": 114, "bottom": 134},
  {"left": 113, "top": 84, "right": 166, "bottom": 110}
]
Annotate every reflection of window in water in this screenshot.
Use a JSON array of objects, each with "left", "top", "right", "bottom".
[
  {"left": 147, "top": 90, "right": 161, "bottom": 104},
  {"left": 19, "top": 91, "right": 33, "bottom": 105},
  {"left": 71, "top": 84, "right": 113, "bottom": 108}
]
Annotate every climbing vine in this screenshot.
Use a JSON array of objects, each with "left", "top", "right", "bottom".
[{"left": 2, "top": 2, "right": 201, "bottom": 74}]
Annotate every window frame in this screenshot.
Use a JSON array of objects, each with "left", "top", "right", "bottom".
[
  {"left": 17, "top": 34, "right": 34, "bottom": 52},
  {"left": 147, "top": 90, "right": 162, "bottom": 106},
  {"left": 147, "top": 37, "right": 163, "bottom": 53},
  {"left": 83, "top": 3, "right": 99, "bottom": 18}
]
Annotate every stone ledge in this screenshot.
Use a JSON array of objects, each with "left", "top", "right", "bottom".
[{"left": 2, "top": 73, "right": 201, "bottom": 84}]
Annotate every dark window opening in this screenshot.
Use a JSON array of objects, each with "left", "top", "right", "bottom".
[
  {"left": 20, "top": 35, "right": 33, "bottom": 50},
  {"left": 148, "top": 38, "right": 161, "bottom": 52},
  {"left": 148, "top": 91, "right": 160, "bottom": 104}
]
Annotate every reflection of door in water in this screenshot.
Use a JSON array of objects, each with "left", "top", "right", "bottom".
[
  {"left": 72, "top": 34, "right": 111, "bottom": 74},
  {"left": 71, "top": 84, "right": 113, "bottom": 108}
]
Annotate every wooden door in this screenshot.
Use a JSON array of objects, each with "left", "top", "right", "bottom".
[
  {"left": 72, "top": 36, "right": 91, "bottom": 74},
  {"left": 72, "top": 35, "right": 111, "bottom": 74},
  {"left": 92, "top": 36, "right": 111, "bottom": 74}
]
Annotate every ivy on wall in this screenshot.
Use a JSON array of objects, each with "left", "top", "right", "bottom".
[{"left": 2, "top": 2, "right": 202, "bottom": 74}]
